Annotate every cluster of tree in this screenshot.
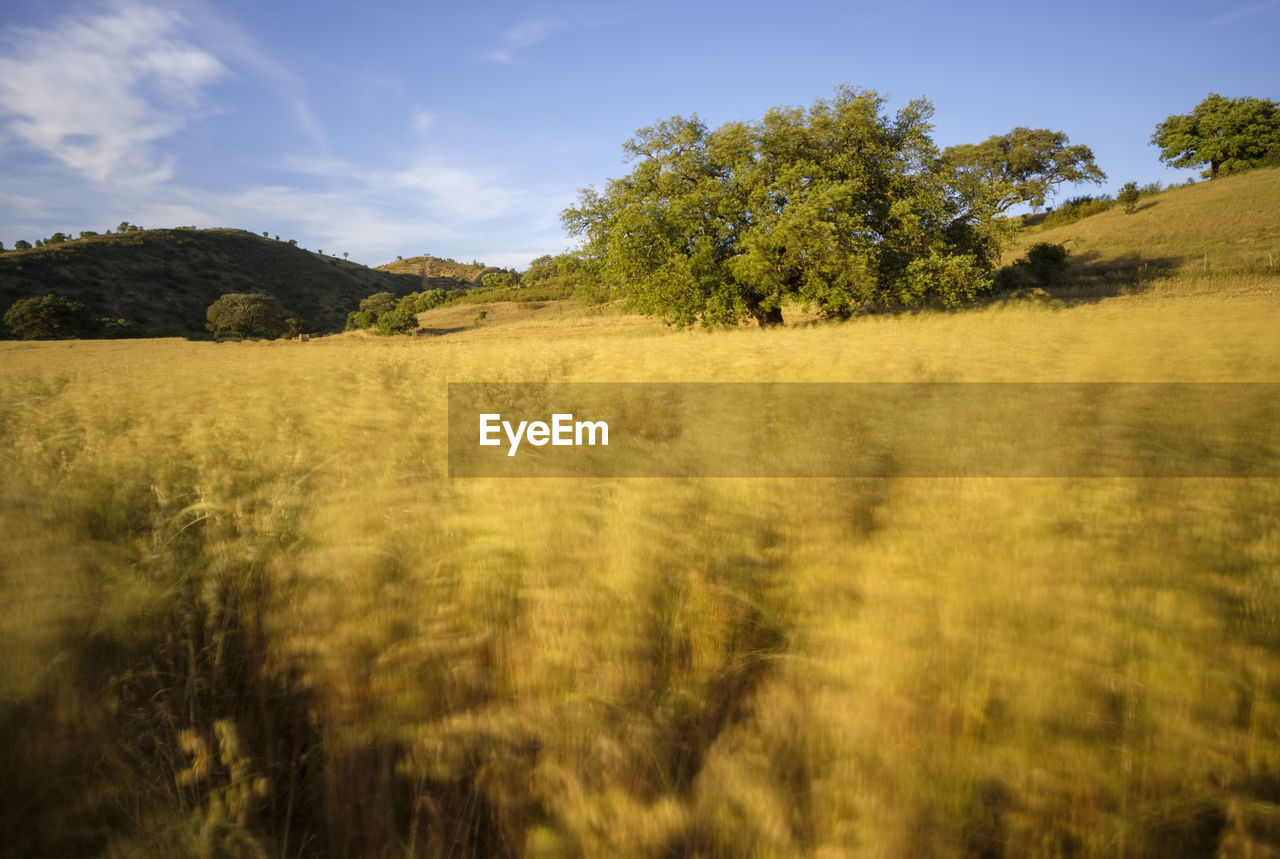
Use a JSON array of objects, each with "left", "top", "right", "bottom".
[
  {"left": 205, "top": 293, "right": 305, "bottom": 340},
  {"left": 520, "top": 252, "right": 588, "bottom": 287},
  {"left": 344, "top": 289, "right": 450, "bottom": 335},
  {"left": 2, "top": 294, "right": 139, "bottom": 339},
  {"left": 563, "top": 85, "right": 1105, "bottom": 327},
  {"left": 5, "top": 221, "right": 149, "bottom": 251},
  {"left": 479, "top": 269, "right": 518, "bottom": 289},
  {"left": 1152, "top": 94, "right": 1280, "bottom": 180}
]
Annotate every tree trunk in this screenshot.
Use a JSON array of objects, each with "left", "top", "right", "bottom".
[
  {"left": 1210, "top": 159, "right": 1221, "bottom": 180},
  {"left": 747, "top": 305, "right": 784, "bottom": 327}
]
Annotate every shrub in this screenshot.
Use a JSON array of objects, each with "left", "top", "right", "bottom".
[
  {"left": 359, "top": 292, "right": 398, "bottom": 316},
  {"left": 375, "top": 307, "right": 418, "bottom": 336},
  {"left": 480, "top": 270, "right": 518, "bottom": 289},
  {"left": 344, "top": 309, "right": 375, "bottom": 331},
  {"left": 397, "top": 289, "right": 448, "bottom": 315},
  {"left": 1038, "top": 195, "right": 1115, "bottom": 228},
  {"left": 1118, "top": 181, "right": 1141, "bottom": 214},
  {"left": 205, "top": 293, "right": 291, "bottom": 339},
  {"left": 995, "top": 242, "right": 1070, "bottom": 291},
  {"left": 899, "top": 252, "right": 994, "bottom": 306},
  {"left": 4, "top": 295, "right": 101, "bottom": 339}
]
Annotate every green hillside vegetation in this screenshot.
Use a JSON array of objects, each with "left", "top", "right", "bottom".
[
  {"left": 1003, "top": 166, "right": 1280, "bottom": 294},
  {"left": 0, "top": 228, "right": 424, "bottom": 337}
]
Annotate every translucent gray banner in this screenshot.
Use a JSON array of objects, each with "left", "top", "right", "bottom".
[{"left": 447, "top": 383, "right": 1280, "bottom": 478}]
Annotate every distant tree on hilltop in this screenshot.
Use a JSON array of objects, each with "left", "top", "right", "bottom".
[{"left": 1152, "top": 94, "right": 1280, "bottom": 179}]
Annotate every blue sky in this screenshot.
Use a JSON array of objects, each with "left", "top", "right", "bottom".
[{"left": 0, "top": 0, "right": 1276, "bottom": 270}]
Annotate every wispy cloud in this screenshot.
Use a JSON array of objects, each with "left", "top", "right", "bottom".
[
  {"left": 0, "top": 1, "right": 225, "bottom": 183},
  {"left": 1211, "top": 0, "right": 1280, "bottom": 25},
  {"left": 483, "top": 17, "right": 565, "bottom": 63}
]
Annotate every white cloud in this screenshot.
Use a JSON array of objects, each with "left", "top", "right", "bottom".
[
  {"left": 1211, "top": 0, "right": 1280, "bottom": 25},
  {"left": 0, "top": 1, "right": 225, "bottom": 183},
  {"left": 483, "top": 17, "right": 565, "bottom": 63}
]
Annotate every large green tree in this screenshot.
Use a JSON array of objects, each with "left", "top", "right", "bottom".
[
  {"left": 205, "top": 293, "right": 291, "bottom": 339},
  {"left": 563, "top": 86, "right": 991, "bottom": 327},
  {"left": 941, "top": 127, "right": 1106, "bottom": 219},
  {"left": 1151, "top": 93, "right": 1280, "bottom": 179},
  {"left": 4, "top": 295, "right": 100, "bottom": 340}
]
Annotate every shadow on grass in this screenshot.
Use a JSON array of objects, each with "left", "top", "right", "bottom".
[
  {"left": 986, "top": 250, "right": 1183, "bottom": 307},
  {"left": 415, "top": 326, "right": 471, "bottom": 337}
]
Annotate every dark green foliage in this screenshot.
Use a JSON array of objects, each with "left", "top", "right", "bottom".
[
  {"left": 480, "top": 270, "right": 518, "bottom": 289},
  {"left": 359, "top": 291, "right": 398, "bottom": 316},
  {"left": 374, "top": 307, "right": 419, "bottom": 335},
  {"left": 13, "top": 240, "right": 31, "bottom": 250},
  {"left": 995, "top": 242, "right": 1071, "bottom": 291},
  {"left": 205, "top": 293, "right": 291, "bottom": 339},
  {"left": 1152, "top": 94, "right": 1280, "bottom": 179},
  {"left": 943, "top": 127, "right": 1107, "bottom": 217},
  {"left": 99, "top": 317, "right": 141, "bottom": 338},
  {"left": 397, "top": 288, "right": 449, "bottom": 315},
  {"left": 521, "top": 254, "right": 555, "bottom": 284},
  {"left": 343, "top": 289, "right": 448, "bottom": 334},
  {"left": 564, "top": 85, "right": 993, "bottom": 327},
  {"left": 4, "top": 295, "right": 101, "bottom": 339},
  {"left": 344, "top": 308, "right": 375, "bottom": 331},
  {"left": 1118, "top": 181, "right": 1141, "bottom": 214}
]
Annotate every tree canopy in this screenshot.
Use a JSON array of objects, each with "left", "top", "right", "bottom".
[
  {"left": 940, "top": 127, "right": 1106, "bottom": 221},
  {"left": 4, "top": 295, "right": 100, "bottom": 340},
  {"left": 205, "top": 293, "right": 291, "bottom": 339},
  {"left": 563, "top": 86, "right": 996, "bottom": 327},
  {"left": 1151, "top": 93, "right": 1280, "bottom": 179}
]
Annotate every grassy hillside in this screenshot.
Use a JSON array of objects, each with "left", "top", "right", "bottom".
[
  {"left": 1005, "top": 166, "right": 1280, "bottom": 294},
  {"left": 376, "top": 254, "right": 502, "bottom": 288},
  {"left": 0, "top": 228, "right": 424, "bottom": 336}
]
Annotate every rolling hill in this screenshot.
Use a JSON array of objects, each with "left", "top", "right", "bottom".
[
  {"left": 0, "top": 229, "right": 480, "bottom": 337},
  {"left": 1005, "top": 165, "right": 1280, "bottom": 292}
]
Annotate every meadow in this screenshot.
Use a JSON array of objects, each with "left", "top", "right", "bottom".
[{"left": 2, "top": 259, "right": 1279, "bottom": 858}]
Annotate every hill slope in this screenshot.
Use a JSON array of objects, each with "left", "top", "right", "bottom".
[
  {"left": 0, "top": 228, "right": 426, "bottom": 336},
  {"left": 375, "top": 255, "right": 502, "bottom": 288},
  {"left": 1007, "top": 166, "right": 1280, "bottom": 287}
]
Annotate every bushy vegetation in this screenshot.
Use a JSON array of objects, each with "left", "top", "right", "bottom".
[
  {"left": 479, "top": 269, "right": 518, "bottom": 289},
  {"left": 995, "top": 242, "right": 1071, "bottom": 291},
  {"left": 3, "top": 294, "right": 101, "bottom": 339},
  {"left": 344, "top": 288, "right": 451, "bottom": 335},
  {"left": 1118, "top": 181, "right": 1142, "bottom": 214},
  {"left": 206, "top": 293, "right": 295, "bottom": 340}
]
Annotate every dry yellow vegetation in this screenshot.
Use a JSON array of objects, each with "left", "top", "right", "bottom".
[{"left": 2, "top": 264, "right": 1279, "bottom": 856}]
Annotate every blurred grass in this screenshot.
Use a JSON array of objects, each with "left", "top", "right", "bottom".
[{"left": 1, "top": 278, "right": 1278, "bottom": 856}]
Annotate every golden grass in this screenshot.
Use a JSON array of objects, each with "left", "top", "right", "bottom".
[{"left": 1, "top": 276, "right": 1278, "bottom": 857}]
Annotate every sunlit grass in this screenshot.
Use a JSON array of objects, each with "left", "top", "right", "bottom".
[{"left": 1, "top": 276, "right": 1278, "bottom": 856}]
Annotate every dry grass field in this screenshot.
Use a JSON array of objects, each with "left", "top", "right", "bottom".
[{"left": 2, "top": 174, "right": 1279, "bottom": 857}]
